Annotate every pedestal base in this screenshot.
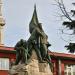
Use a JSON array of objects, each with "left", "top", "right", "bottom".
[{"left": 9, "top": 50, "right": 53, "bottom": 75}]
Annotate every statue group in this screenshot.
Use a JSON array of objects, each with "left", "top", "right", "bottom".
[{"left": 14, "top": 6, "right": 53, "bottom": 72}]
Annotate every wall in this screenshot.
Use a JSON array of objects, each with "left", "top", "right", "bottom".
[
  {"left": 0, "top": 70, "right": 8, "bottom": 75},
  {"left": 0, "top": 52, "right": 16, "bottom": 75}
]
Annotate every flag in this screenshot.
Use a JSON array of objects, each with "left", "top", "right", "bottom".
[{"left": 29, "top": 5, "right": 39, "bottom": 34}]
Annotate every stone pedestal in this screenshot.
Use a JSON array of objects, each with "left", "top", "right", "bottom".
[{"left": 9, "top": 50, "right": 53, "bottom": 75}]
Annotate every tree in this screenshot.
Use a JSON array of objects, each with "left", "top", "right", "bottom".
[{"left": 55, "top": 0, "right": 75, "bottom": 53}]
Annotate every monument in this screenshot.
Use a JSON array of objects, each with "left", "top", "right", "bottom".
[{"left": 9, "top": 5, "right": 53, "bottom": 75}]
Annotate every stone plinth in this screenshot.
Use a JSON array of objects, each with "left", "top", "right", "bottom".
[{"left": 9, "top": 50, "right": 53, "bottom": 75}]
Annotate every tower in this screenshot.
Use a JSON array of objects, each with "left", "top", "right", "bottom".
[{"left": 0, "top": 0, "right": 5, "bottom": 46}]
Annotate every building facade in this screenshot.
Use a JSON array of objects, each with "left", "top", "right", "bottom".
[
  {"left": 50, "top": 52, "right": 75, "bottom": 75},
  {"left": 0, "top": 46, "right": 15, "bottom": 75}
]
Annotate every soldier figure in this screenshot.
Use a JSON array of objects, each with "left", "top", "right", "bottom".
[
  {"left": 14, "top": 39, "right": 28, "bottom": 65},
  {"left": 27, "top": 24, "right": 43, "bottom": 62}
]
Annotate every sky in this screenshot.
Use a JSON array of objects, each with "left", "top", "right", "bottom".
[{"left": 2, "top": 0, "right": 75, "bottom": 53}]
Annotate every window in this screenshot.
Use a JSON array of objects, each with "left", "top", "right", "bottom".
[
  {"left": 64, "top": 64, "right": 75, "bottom": 75},
  {"left": 0, "top": 58, "right": 9, "bottom": 70}
]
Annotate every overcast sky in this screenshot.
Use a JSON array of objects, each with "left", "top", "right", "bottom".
[{"left": 2, "top": 0, "right": 75, "bottom": 53}]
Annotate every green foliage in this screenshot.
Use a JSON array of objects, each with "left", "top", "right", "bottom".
[
  {"left": 63, "top": 21, "right": 75, "bottom": 30},
  {"left": 57, "top": 0, "right": 75, "bottom": 53},
  {"left": 65, "top": 43, "right": 75, "bottom": 53}
]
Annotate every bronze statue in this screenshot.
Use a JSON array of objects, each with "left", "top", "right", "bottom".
[
  {"left": 28, "top": 22, "right": 51, "bottom": 62},
  {"left": 37, "top": 23, "right": 53, "bottom": 71},
  {"left": 14, "top": 39, "right": 28, "bottom": 65},
  {"left": 27, "top": 24, "right": 43, "bottom": 62},
  {"left": 14, "top": 6, "right": 53, "bottom": 71},
  {"left": 38, "top": 23, "right": 51, "bottom": 59}
]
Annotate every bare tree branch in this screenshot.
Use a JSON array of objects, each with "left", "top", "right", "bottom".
[{"left": 55, "top": 0, "right": 73, "bottom": 21}]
